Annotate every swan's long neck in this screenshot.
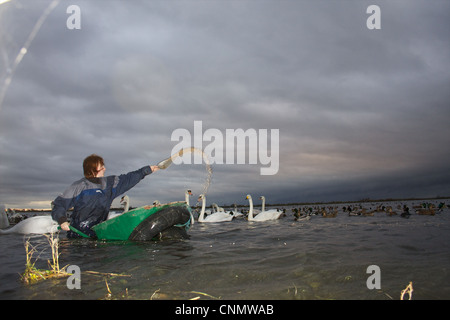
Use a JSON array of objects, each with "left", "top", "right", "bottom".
[
  {"left": 261, "top": 197, "right": 265, "bottom": 212},
  {"left": 123, "top": 200, "right": 130, "bottom": 213},
  {"left": 248, "top": 197, "right": 254, "bottom": 220},
  {"left": 185, "top": 192, "right": 190, "bottom": 206},
  {"left": 0, "top": 205, "right": 10, "bottom": 229},
  {"left": 199, "top": 196, "right": 206, "bottom": 222},
  {"left": 121, "top": 196, "right": 130, "bottom": 213}
]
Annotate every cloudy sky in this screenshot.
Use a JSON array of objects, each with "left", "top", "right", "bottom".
[{"left": 1, "top": 0, "right": 449, "bottom": 209}]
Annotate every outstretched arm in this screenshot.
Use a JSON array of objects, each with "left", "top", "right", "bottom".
[{"left": 112, "top": 165, "right": 159, "bottom": 198}]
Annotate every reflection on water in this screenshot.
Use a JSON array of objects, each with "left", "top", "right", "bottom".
[{"left": 1, "top": 200, "right": 450, "bottom": 300}]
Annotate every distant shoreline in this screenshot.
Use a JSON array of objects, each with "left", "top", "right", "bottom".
[
  {"left": 9, "top": 195, "right": 450, "bottom": 212},
  {"left": 227, "top": 195, "right": 450, "bottom": 209}
]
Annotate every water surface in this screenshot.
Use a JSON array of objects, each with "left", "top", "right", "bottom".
[{"left": 1, "top": 199, "right": 449, "bottom": 300}]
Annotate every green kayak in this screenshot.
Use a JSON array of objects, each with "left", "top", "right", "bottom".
[{"left": 91, "top": 201, "right": 192, "bottom": 241}]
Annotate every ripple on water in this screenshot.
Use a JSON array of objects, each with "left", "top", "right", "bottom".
[{"left": 2, "top": 205, "right": 450, "bottom": 299}]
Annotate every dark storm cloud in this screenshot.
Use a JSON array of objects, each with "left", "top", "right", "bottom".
[{"left": 0, "top": 0, "right": 449, "bottom": 208}]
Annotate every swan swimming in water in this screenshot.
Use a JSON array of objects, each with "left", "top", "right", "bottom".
[
  {"left": 259, "top": 196, "right": 282, "bottom": 216},
  {"left": 121, "top": 195, "right": 130, "bottom": 213},
  {"left": 185, "top": 189, "right": 193, "bottom": 206},
  {"left": 211, "top": 203, "right": 226, "bottom": 213},
  {"left": 107, "top": 195, "right": 130, "bottom": 220},
  {"left": 230, "top": 203, "right": 243, "bottom": 218},
  {"left": 246, "top": 195, "right": 284, "bottom": 221},
  {"left": 260, "top": 196, "right": 267, "bottom": 212},
  {"left": 0, "top": 212, "right": 59, "bottom": 235},
  {"left": 198, "top": 194, "right": 234, "bottom": 223}
]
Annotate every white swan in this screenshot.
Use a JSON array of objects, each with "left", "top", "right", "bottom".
[
  {"left": 259, "top": 195, "right": 283, "bottom": 216},
  {"left": 120, "top": 195, "right": 130, "bottom": 212},
  {"left": 246, "top": 195, "right": 284, "bottom": 221},
  {"left": 185, "top": 189, "right": 192, "bottom": 206},
  {"left": 198, "top": 194, "right": 234, "bottom": 223},
  {"left": 107, "top": 195, "right": 130, "bottom": 220},
  {"left": 230, "top": 204, "right": 243, "bottom": 218},
  {"left": 0, "top": 215, "right": 59, "bottom": 235},
  {"left": 211, "top": 203, "right": 225, "bottom": 212},
  {"left": 260, "top": 196, "right": 267, "bottom": 212}
]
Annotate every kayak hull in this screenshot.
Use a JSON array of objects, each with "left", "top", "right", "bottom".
[
  {"left": 129, "top": 205, "right": 191, "bottom": 241},
  {"left": 92, "top": 202, "right": 192, "bottom": 241}
]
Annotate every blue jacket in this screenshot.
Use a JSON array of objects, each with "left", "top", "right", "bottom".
[{"left": 51, "top": 166, "right": 153, "bottom": 238}]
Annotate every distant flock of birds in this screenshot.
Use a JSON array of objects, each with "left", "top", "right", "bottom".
[
  {"left": 291, "top": 202, "right": 445, "bottom": 220},
  {"left": 0, "top": 190, "right": 448, "bottom": 235},
  {"left": 177, "top": 190, "right": 448, "bottom": 223}
]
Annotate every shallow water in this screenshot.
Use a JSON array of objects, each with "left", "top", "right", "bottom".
[{"left": 1, "top": 199, "right": 450, "bottom": 300}]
